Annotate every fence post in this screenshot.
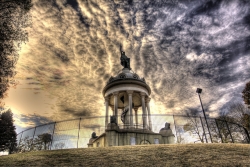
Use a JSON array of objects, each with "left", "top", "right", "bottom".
[
  {"left": 77, "top": 118, "right": 81, "bottom": 148},
  {"left": 50, "top": 122, "right": 56, "bottom": 150},
  {"left": 224, "top": 119, "right": 234, "bottom": 143},
  {"left": 30, "top": 127, "right": 36, "bottom": 150},
  {"left": 15, "top": 131, "right": 24, "bottom": 153},
  {"left": 197, "top": 93, "right": 213, "bottom": 143},
  {"left": 18, "top": 131, "right": 24, "bottom": 147},
  {"left": 241, "top": 126, "right": 250, "bottom": 143},
  {"left": 214, "top": 119, "right": 223, "bottom": 143},
  {"left": 200, "top": 117, "right": 208, "bottom": 143},
  {"left": 173, "top": 115, "right": 179, "bottom": 143}
]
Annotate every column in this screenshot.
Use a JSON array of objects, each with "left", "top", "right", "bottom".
[
  {"left": 134, "top": 107, "right": 138, "bottom": 129},
  {"left": 105, "top": 96, "right": 110, "bottom": 129},
  {"left": 146, "top": 97, "right": 152, "bottom": 131},
  {"left": 113, "top": 91, "right": 119, "bottom": 124},
  {"left": 127, "top": 90, "right": 133, "bottom": 128},
  {"left": 110, "top": 106, "right": 114, "bottom": 115},
  {"left": 140, "top": 92, "right": 147, "bottom": 129}
]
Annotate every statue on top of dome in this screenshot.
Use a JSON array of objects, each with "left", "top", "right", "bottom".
[{"left": 120, "top": 45, "right": 131, "bottom": 70}]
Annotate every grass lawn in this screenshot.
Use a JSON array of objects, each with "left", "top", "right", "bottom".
[{"left": 0, "top": 143, "right": 250, "bottom": 166}]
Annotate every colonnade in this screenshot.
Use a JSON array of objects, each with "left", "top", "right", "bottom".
[{"left": 105, "top": 91, "right": 152, "bottom": 130}]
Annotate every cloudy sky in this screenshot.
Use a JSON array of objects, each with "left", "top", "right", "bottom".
[{"left": 2, "top": 0, "right": 250, "bottom": 133}]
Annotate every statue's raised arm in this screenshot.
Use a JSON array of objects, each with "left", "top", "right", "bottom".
[{"left": 120, "top": 47, "right": 131, "bottom": 70}]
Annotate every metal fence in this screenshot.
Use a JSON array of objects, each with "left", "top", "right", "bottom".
[{"left": 15, "top": 114, "right": 250, "bottom": 152}]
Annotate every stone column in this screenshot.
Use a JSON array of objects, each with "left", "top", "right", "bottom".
[
  {"left": 105, "top": 96, "right": 110, "bottom": 129},
  {"left": 110, "top": 106, "right": 114, "bottom": 115},
  {"left": 140, "top": 92, "right": 147, "bottom": 129},
  {"left": 127, "top": 90, "right": 133, "bottom": 128},
  {"left": 113, "top": 91, "right": 119, "bottom": 124},
  {"left": 134, "top": 107, "right": 138, "bottom": 129},
  {"left": 146, "top": 97, "right": 152, "bottom": 131}
]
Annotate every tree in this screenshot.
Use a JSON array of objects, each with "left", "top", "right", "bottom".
[
  {"left": 214, "top": 115, "right": 235, "bottom": 143},
  {"left": 183, "top": 109, "right": 206, "bottom": 143},
  {"left": 0, "top": 109, "right": 17, "bottom": 153},
  {"left": 183, "top": 120, "right": 205, "bottom": 143},
  {"left": 216, "top": 108, "right": 250, "bottom": 143},
  {"left": 54, "top": 142, "right": 66, "bottom": 150},
  {"left": 0, "top": 0, "right": 32, "bottom": 105},
  {"left": 175, "top": 126, "right": 186, "bottom": 144},
  {"left": 38, "top": 133, "right": 52, "bottom": 150},
  {"left": 216, "top": 102, "right": 250, "bottom": 143},
  {"left": 226, "top": 102, "right": 250, "bottom": 131},
  {"left": 242, "top": 81, "right": 250, "bottom": 109},
  {"left": 16, "top": 136, "right": 33, "bottom": 152},
  {"left": 16, "top": 133, "right": 52, "bottom": 152}
]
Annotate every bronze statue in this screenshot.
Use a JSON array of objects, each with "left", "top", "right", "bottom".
[
  {"left": 120, "top": 46, "right": 131, "bottom": 70},
  {"left": 91, "top": 132, "right": 98, "bottom": 138},
  {"left": 121, "top": 106, "right": 129, "bottom": 124},
  {"left": 110, "top": 115, "right": 117, "bottom": 124},
  {"left": 160, "top": 122, "right": 171, "bottom": 131}
]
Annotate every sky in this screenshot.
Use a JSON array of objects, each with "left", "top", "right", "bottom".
[{"left": 2, "top": 0, "right": 250, "bottom": 133}]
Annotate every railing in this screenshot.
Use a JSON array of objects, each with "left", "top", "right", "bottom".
[
  {"left": 13, "top": 114, "right": 250, "bottom": 153},
  {"left": 117, "top": 123, "right": 145, "bottom": 129}
]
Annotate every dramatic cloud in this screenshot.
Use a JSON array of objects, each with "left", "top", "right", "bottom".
[
  {"left": 3, "top": 0, "right": 250, "bottom": 132},
  {"left": 14, "top": 113, "right": 53, "bottom": 133}
]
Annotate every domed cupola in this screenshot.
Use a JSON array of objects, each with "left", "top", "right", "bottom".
[
  {"left": 102, "top": 49, "right": 152, "bottom": 131},
  {"left": 107, "top": 69, "right": 146, "bottom": 84},
  {"left": 103, "top": 68, "right": 151, "bottom": 97}
]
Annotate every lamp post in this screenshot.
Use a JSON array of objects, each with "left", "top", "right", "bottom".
[{"left": 196, "top": 88, "right": 213, "bottom": 143}]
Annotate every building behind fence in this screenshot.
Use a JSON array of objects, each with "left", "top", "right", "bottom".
[{"left": 15, "top": 114, "right": 250, "bottom": 152}]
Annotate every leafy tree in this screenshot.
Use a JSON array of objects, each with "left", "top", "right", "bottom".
[
  {"left": 0, "top": 109, "right": 17, "bottom": 153},
  {"left": 0, "top": 0, "right": 32, "bottom": 105},
  {"left": 242, "top": 81, "right": 250, "bottom": 109}
]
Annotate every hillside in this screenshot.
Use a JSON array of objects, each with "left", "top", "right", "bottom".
[{"left": 0, "top": 143, "right": 249, "bottom": 166}]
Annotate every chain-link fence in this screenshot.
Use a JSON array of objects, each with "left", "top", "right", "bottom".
[{"left": 15, "top": 114, "right": 250, "bottom": 152}]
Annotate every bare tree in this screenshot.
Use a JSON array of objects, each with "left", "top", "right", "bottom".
[
  {"left": 54, "top": 142, "right": 65, "bottom": 150},
  {"left": 16, "top": 136, "right": 33, "bottom": 152},
  {"left": 215, "top": 108, "right": 250, "bottom": 143},
  {"left": 175, "top": 126, "right": 186, "bottom": 144},
  {"left": 214, "top": 115, "right": 235, "bottom": 143},
  {"left": 16, "top": 134, "right": 52, "bottom": 152},
  {"left": 38, "top": 133, "right": 52, "bottom": 150},
  {"left": 183, "top": 109, "right": 206, "bottom": 143},
  {"left": 226, "top": 102, "right": 250, "bottom": 131},
  {"left": 214, "top": 102, "right": 250, "bottom": 143}
]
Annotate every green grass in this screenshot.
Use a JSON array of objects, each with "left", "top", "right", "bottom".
[{"left": 0, "top": 143, "right": 250, "bottom": 166}]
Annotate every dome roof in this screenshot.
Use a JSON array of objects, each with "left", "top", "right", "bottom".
[
  {"left": 102, "top": 68, "right": 151, "bottom": 97},
  {"left": 107, "top": 68, "right": 146, "bottom": 84}
]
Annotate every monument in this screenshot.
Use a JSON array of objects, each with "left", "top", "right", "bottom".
[{"left": 87, "top": 48, "right": 174, "bottom": 147}]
